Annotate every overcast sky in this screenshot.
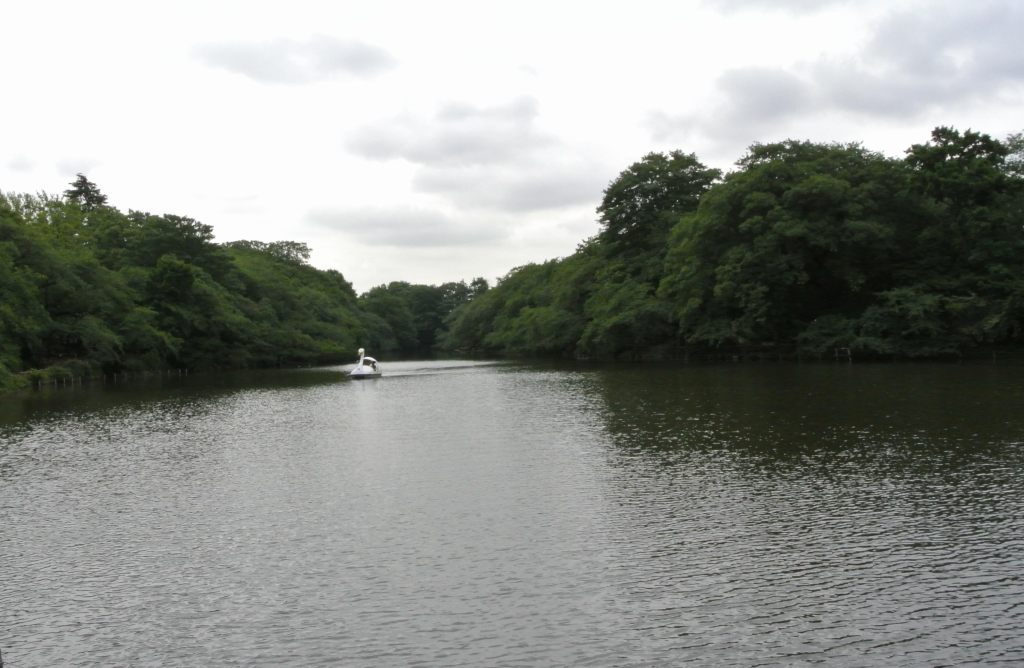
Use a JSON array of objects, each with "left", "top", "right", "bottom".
[{"left": 3, "top": 0, "right": 1022, "bottom": 292}]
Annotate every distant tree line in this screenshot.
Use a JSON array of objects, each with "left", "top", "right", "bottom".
[
  {"left": 0, "top": 175, "right": 485, "bottom": 391},
  {"left": 4, "top": 126, "right": 1021, "bottom": 392},
  {"left": 442, "top": 127, "right": 1024, "bottom": 360}
]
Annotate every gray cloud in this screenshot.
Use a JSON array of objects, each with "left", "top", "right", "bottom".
[
  {"left": 809, "top": 59, "right": 961, "bottom": 117},
  {"left": 194, "top": 35, "right": 396, "bottom": 84},
  {"left": 834, "top": 1, "right": 1024, "bottom": 114},
  {"left": 347, "top": 97, "right": 551, "bottom": 166},
  {"left": 651, "top": 2, "right": 1024, "bottom": 149},
  {"left": 306, "top": 207, "right": 507, "bottom": 247},
  {"left": 648, "top": 67, "right": 811, "bottom": 145},
  {"left": 348, "top": 97, "right": 607, "bottom": 213},
  {"left": 414, "top": 165, "right": 605, "bottom": 213},
  {"left": 715, "top": 68, "right": 811, "bottom": 126}
]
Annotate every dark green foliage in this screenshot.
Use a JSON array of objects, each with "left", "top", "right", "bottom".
[
  {"left": 445, "top": 128, "right": 1024, "bottom": 360},
  {"left": 659, "top": 141, "right": 908, "bottom": 346},
  {"left": 224, "top": 239, "right": 312, "bottom": 265},
  {"left": 0, "top": 185, "right": 418, "bottom": 387},
  {"left": 3, "top": 126, "right": 1022, "bottom": 388},
  {"left": 598, "top": 151, "right": 720, "bottom": 264},
  {"left": 580, "top": 264, "right": 673, "bottom": 358},
  {"left": 359, "top": 287, "right": 418, "bottom": 352},
  {"left": 223, "top": 244, "right": 365, "bottom": 366},
  {"left": 362, "top": 278, "right": 487, "bottom": 355},
  {"left": 63, "top": 173, "right": 108, "bottom": 211},
  {"left": 443, "top": 253, "right": 599, "bottom": 356}
]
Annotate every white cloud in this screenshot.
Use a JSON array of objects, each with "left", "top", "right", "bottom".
[
  {"left": 348, "top": 97, "right": 611, "bottom": 214},
  {"left": 306, "top": 207, "right": 508, "bottom": 248},
  {"left": 649, "top": 1, "right": 1024, "bottom": 160},
  {"left": 7, "top": 156, "right": 34, "bottom": 172},
  {"left": 193, "top": 35, "right": 396, "bottom": 84},
  {"left": 56, "top": 159, "right": 99, "bottom": 178},
  {"left": 347, "top": 97, "right": 552, "bottom": 166},
  {"left": 413, "top": 164, "right": 605, "bottom": 213}
]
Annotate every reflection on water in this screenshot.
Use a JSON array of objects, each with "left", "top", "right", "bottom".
[
  {"left": 2, "top": 361, "right": 1022, "bottom": 666},
  {"left": 578, "top": 364, "right": 1024, "bottom": 664}
]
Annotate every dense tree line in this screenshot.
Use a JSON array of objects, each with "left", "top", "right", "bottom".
[
  {"left": 444, "top": 127, "right": 1024, "bottom": 359},
  {"left": 0, "top": 176, "right": 483, "bottom": 391},
  {"left": 4, "top": 126, "right": 1021, "bottom": 391},
  {"left": 359, "top": 278, "right": 488, "bottom": 355}
]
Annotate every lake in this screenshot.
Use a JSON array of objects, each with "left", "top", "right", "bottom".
[{"left": 2, "top": 361, "right": 1023, "bottom": 666}]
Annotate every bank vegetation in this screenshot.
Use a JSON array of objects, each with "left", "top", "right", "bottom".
[{"left": 3, "top": 126, "right": 1022, "bottom": 391}]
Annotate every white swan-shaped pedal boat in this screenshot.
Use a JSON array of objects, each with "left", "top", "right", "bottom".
[{"left": 349, "top": 347, "right": 382, "bottom": 379}]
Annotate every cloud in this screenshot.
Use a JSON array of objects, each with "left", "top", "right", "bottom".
[
  {"left": 347, "top": 97, "right": 551, "bottom": 166},
  {"left": 306, "top": 207, "right": 508, "bottom": 247},
  {"left": 650, "top": 2, "right": 1024, "bottom": 151},
  {"left": 703, "top": 0, "right": 851, "bottom": 12},
  {"left": 7, "top": 155, "right": 34, "bottom": 172},
  {"left": 193, "top": 35, "right": 396, "bottom": 84},
  {"left": 821, "top": 1, "right": 1024, "bottom": 116},
  {"left": 647, "top": 67, "right": 812, "bottom": 145},
  {"left": 348, "top": 97, "right": 609, "bottom": 213},
  {"left": 56, "top": 158, "right": 99, "bottom": 177},
  {"left": 414, "top": 164, "right": 605, "bottom": 213},
  {"left": 714, "top": 67, "right": 812, "bottom": 127}
]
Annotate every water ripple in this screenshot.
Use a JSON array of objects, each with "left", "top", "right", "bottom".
[{"left": 2, "top": 363, "right": 1023, "bottom": 666}]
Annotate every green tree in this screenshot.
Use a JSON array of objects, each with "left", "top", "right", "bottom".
[
  {"left": 63, "top": 173, "right": 108, "bottom": 210},
  {"left": 659, "top": 140, "right": 906, "bottom": 348},
  {"left": 359, "top": 287, "right": 418, "bottom": 353},
  {"left": 598, "top": 150, "right": 720, "bottom": 268},
  {"left": 0, "top": 210, "right": 50, "bottom": 373},
  {"left": 443, "top": 252, "right": 599, "bottom": 357},
  {"left": 580, "top": 265, "right": 673, "bottom": 358},
  {"left": 469, "top": 277, "right": 490, "bottom": 298},
  {"left": 127, "top": 212, "right": 233, "bottom": 280}
]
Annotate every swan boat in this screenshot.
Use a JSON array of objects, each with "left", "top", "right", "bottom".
[{"left": 349, "top": 348, "right": 382, "bottom": 379}]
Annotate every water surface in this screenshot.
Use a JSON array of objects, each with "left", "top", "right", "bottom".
[{"left": 2, "top": 361, "right": 1023, "bottom": 666}]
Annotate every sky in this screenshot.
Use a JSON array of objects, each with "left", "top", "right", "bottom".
[{"left": 2, "top": 0, "right": 1022, "bottom": 293}]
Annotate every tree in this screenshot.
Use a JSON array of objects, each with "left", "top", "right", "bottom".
[
  {"left": 267, "top": 241, "right": 312, "bottom": 264},
  {"left": 359, "top": 287, "right": 418, "bottom": 352},
  {"left": 580, "top": 265, "right": 673, "bottom": 358},
  {"left": 441, "top": 255, "right": 599, "bottom": 357},
  {"left": 597, "top": 150, "right": 720, "bottom": 263},
  {"left": 905, "top": 126, "right": 1011, "bottom": 212},
  {"left": 0, "top": 204, "right": 50, "bottom": 372},
  {"left": 659, "top": 140, "right": 906, "bottom": 347},
  {"left": 63, "top": 173, "right": 108, "bottom": 210},
  {"left": 223, "top": 240, "right": 311, "bottom": 265},
  {"left": 469, "top": 277, "right": 490, "bottom": 298}
]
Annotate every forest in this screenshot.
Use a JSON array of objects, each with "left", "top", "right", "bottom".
[
  {"left": 0, "top": 178, "right": 484, "bottom": 391},
  {"left": 2, "top": 126, "right": 1022, "bottom": 391},
  {"left": 443, "top": 127, "right": 1024, "bottom": 361}
]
